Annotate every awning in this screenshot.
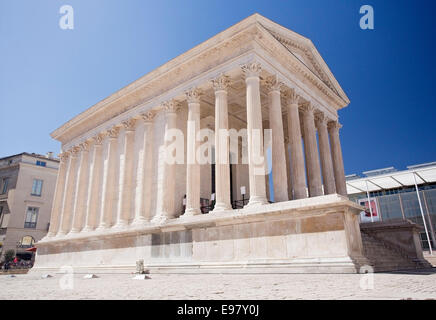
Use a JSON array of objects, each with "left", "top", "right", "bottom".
[{"left": 346, "top": 165, "right": 436, "bottom": 195}]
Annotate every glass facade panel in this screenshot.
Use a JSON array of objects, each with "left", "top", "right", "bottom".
[
  {"left": 378, "top": 194, "right": 403, "bottom": 220},
  {"left": 424, "top": 189, "right": 436, "bottom": 231},
  {"left": 401, "top": 192, "right": 424, "bottom": 225}
]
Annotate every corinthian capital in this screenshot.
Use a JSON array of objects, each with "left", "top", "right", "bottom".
[
  {"left": 264, "top": 75, "right": 283, "bottom": 92},
  {"left": 328, "top": 120, "right": 342, "bottom": 132},
  {"left": 241, "top": 62, "right": 262, "bottom": 78},
  {"left": 300, "top": 102, "right": 315, "bottom": 115},
  {"left": 70, "top": 146, "right": 81, "bottom": 157},
  {"left": 79, "top": 141, "right": 90, "bottom": 152},
  {"left": 107, "top": 126, "right": 120, "bottom": 139},
  {"left": 163, "top": 99, "right": 181, "bottom": 114},
  {"left": 93, "top": 133, "right": 105, "bottom": 145},
  {"left": 185, "top": 88, "right": 202, "bottom": 104},
  {"left": 59, "top": 152, "right": 69, "bottom": 163},
  {"left": 283, "top": 89, "right": 300, "bottom": 105},
  {"left": 211, "top": 74, "right": 230, "bottom": 91},
  {"left": 141, "top": 111, "right": 156, "bottom": 123},
  {"left": 314, "top": 112, "right": 328, "bottom": 127},
  {"left": 122, "top": 118, "right": 136, "bottom": 131}
]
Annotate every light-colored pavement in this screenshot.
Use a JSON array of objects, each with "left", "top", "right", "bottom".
[{"left": 1, "top": 271, "right": 436, "bottom": 300}]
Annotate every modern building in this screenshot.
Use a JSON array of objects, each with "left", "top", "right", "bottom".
[
  {"left": 0, "top": 153, "right": 59, "bottom": 261},
  {"left": 34, "top": 14, "right": 383, "bottom": 274},
  {"left": 346, "top": 162, "right": 436, "bottom": 251}
]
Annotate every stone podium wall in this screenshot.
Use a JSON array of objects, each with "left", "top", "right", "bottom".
[{"left": 33, "top": 195, "right": 369, "bottom": 274}]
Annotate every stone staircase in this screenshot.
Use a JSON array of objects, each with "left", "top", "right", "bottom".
[{"left": 361, "top": 231, "right": 432, "bottom": 272}]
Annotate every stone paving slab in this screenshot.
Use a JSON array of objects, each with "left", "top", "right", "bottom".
[{"left": 0, "top": 271, "right": 435, "bottom": 300}]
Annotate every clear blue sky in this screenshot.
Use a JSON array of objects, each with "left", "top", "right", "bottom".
[{"left": 1, "top": 0, "right": 435, "bottom": 176}]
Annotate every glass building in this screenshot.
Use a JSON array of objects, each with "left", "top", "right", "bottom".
[{"left": 346, "top": 162, "right": 436, "bottom": 251}]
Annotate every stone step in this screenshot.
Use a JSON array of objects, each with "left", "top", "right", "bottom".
[{"left": 361, "top": 231, "right": 421, "bottom": 272}]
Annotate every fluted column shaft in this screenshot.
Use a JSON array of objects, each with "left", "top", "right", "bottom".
[
  {"left": 47, "top": 152, "right": 69, "bottom": 237},
  {"left": 301, "top": 103, "right": 323, "bottom": 197},
  {"left": 328, "top": 121, "right": 347, "bottom": 196},
  {"left": 243, "top": 63, "right": 268, "bottom": 206},
  {"left": 133, "top": 112, "right": 155, "bottom": 224},
  {"left": 97, "top": 127, "right": 120, "bottom": 229},
  {"left": 212, "top": 75, "right": 232, "bottom": 211},
  {"left": 83, "top": 135, "right": 104, "bottom": 231},
  {"left": 266, "top": 77, "right": 288, "bottom": 202},
  {"left": 153, "top": 101, "right": 179, "bottom": 222},
  {"left": 58, "top": 147, "right": 80, "bottom": 235},
  {"left": 315, "top": 113, "right": 336, "bottom": 195},
  {"left": 185, "top": 89, "right": 202, "bottom": 215},
  {"left": 115, "top": 119, "right": 136, "bottom": 228},
  {"left": 285, "top": 91, "right": 307, "bottom": 199},
  {"left": 70, "top": 143, "right": 91, "bottom": 233},
  {"left": 284, "top": 138, "right": 293, "bottom": 200}
]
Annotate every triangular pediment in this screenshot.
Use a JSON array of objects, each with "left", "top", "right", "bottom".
[{"left": 253, "top": 14, "right": 349, "bottom": 104}]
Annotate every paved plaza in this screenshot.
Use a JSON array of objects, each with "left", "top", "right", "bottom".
[{"left": 1, "top": 270, "right": 435, "bottom": 300}]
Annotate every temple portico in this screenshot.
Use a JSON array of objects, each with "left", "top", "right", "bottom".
[
  {"left": 44, "top": 63, "right": 347, "bottom": 235},
  {"left": 34, "top": 14, "right": 367, "bottom": 274}
]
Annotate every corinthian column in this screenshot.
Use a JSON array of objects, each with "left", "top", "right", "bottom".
[
  {"left": 153, "top": 100, "right": 180, "bottom": 222},
  {"left": 70, "top": 142, "right": 91, "bottom": 233},
  {"left": 57, "top": 146, "right": 80, "bottom": 236},
  {"left": 184, "top": 88, "right": 202, "bottom": 216},
  {"left": 114, "top": 119, "right": 136, "bottom": 228},
  {"left": 284, "top": 89, "right": 306, "bottom": 199},
  {"left": 210, "top": 75, "right": 232, "bottom": 212},
  {"left": 133, "top": 111, "right": 155, "bottom": 225},
  {"left": 328, "top": 121, "right": 347, "bottom": 196},
  {"left": 242, "top": 62, "right": 268, "bottom": 206},
  {"left": 284, "top": 137, "right": 293, "bottom": 200},
  {"left": 97, "top": 126, "right": 120, "bottom": 230},
  {"left": 47, "top": 152, "right": 69, "bottom": 237},
  {"left": 265, "top": 76, "right": 288, "bottom": 202},
  {"left": 83, "top": 134, "right": 104, "bottom": 232},
  {"left": 300, "top": 102, "right": 323, "bottom": 197},
  {"left": 315, "top": 112, "right": 336, "bottom": 195}
]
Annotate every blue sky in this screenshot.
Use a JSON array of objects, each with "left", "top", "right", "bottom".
[{"left": 1, "top": 0, "right": 435, "bottom": 176}]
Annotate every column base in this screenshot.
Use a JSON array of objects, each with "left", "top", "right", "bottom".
[
  {"left": 95, "top": 223, "right": 110, "bottom": 232},
  {"left": 131, "top": 218, "right": 149, "bottom": 227},
  {"left": 182, "top": 208, "right": 201, "bottom": 217},
  {"left": 245, "top": 196, "right": 268, "bottom": 207},
  {"left": 211, "top": 202, "right": 232, "bottom": 213},
  {"left": 113, "top": 220, "right": 128, "bottom": 229},
  {"left": 151, "top": 214, "right": 169, "bottom": 224},
  {"left": 55, "top": 231, "right": 67, "bottom": 238},
  {"left": 82, "top": 226, "right": 95, "bottom": 233}
]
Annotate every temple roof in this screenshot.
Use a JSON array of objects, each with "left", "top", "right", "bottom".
[{"left": 52, "top": 13, "right": 349, "bottom": 146}]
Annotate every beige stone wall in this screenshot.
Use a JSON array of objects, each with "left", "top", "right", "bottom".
[
  {"left": 34, "top": 198, "right": 367, "bottom": 273},
  {"left": 2, "top": 157, "right": 58, "bottom": 257}
]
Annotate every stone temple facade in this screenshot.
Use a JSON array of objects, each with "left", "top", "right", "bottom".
[{"left": 33, "top": 14, "right": 369, "bottom": 273}]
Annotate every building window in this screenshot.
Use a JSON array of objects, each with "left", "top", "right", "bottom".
[
  {"left": 36, "top": 160, "right": 46, "bottom": 167},
  {"left": 18, "top": 236, "right": 35, "bottom": 248},
  {"left": 24, "top": 207, "right": 39, "bottom": 228},
  {"left": 31, "top": 179, "right": 43, "bottom": 196},
  {"left": 1, "top": 178, "right": 9, "bottom": 194}
]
